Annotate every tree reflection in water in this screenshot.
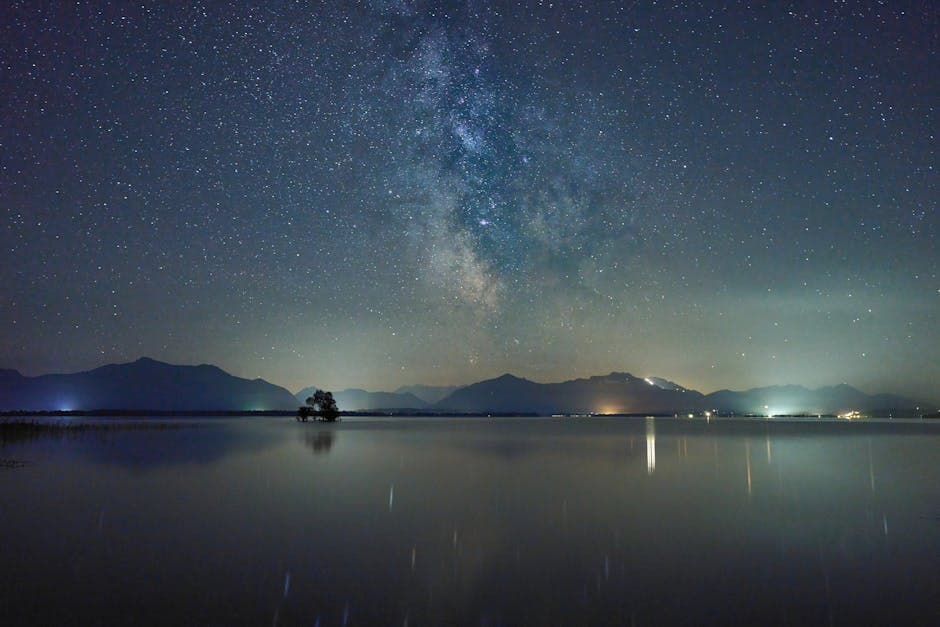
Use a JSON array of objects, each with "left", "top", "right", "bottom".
[{"left": 303, "top": 429, "right": 335, "bottom": 454}]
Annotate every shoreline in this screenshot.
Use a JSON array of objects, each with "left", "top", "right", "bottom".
[{"left": 0, "top": 409, "right": 933, "bottom": 420}]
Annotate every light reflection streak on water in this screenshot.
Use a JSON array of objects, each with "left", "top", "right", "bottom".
[
  {"left": 745, "top": 439, "right": 752, "bottom": 496},
  {"left": 645, "top": 418, "right": 655, "bottom": 475}
]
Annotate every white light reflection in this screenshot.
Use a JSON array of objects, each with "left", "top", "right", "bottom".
[
  {"left": 745, "top": 440, "right": 752, "bottom": 496},
  {"left": 646, "top": 418, "right": 656, "bottom": 475}
]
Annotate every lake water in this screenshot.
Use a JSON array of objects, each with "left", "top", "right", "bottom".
[{"left": 1, "top": 416, "right": 938, "bottom": 626}]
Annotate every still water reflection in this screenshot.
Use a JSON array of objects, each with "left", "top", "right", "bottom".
[{"left": 1, "top": 417, "right": 938, "bottom": 625}]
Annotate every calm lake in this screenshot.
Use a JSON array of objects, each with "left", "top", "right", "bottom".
[{"left": 1, "top": 416, "right": 938, "bottom": 626}]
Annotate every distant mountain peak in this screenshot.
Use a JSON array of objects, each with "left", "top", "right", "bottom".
[
  {"left": 825, "top": 383, "right": 859, "bottom": 392},
  {"left": 394, "top": 383, "right": 463, "bottom": 404},
  {"left": 604, "top": 372, "right": 640, "bottom": 382},
  {"left": 109, "top": 356, "right": 173, "bottom": 370},
  {"left": 129, "top": 356, "right": 175, "bottom": 368},
  {"left": 643, "top": 376, "right": 688, "bottom": 391}
]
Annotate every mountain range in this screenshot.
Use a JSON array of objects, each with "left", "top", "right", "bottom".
[
  {"left": 0, "top": 357, "right": 928, "bottom": 415},
  {"left": 394, "top": 384, "right": 463, "bottom": 404},
  {"left": 431, "top": 372, "right": 704, "bottom": 414},
  {"left": 0, "top": 357, "right": 298, "bottom": 411},
  {"left": 296, "top": 372, "right": 927, "bottom": 415}
]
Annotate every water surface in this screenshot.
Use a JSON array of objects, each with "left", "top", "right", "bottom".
[{"left": 1, "top": 417, "right": 938, "bottom": 625}]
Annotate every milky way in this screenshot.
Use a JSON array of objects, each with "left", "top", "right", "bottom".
[{"left": 1, "top": 1, "right": 936, "bottom": 398}]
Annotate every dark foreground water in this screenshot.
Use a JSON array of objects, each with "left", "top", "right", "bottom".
[{"left": 1, "top": 416, "right": 938, "bottom": 626}]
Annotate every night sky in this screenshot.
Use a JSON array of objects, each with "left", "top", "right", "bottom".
[{"left": 1, "top": 1, "right": 936, "bottom": 399}]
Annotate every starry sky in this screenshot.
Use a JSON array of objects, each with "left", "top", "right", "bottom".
[{"left": 1, "top": 1, "right": 937, "bottom": 399}]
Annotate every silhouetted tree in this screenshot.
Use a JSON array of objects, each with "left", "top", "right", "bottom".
[{"left": 296, "top": 389, "right": 340, "bottom": 422}]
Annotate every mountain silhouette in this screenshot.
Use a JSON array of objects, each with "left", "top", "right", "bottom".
[
  {"left": 394, "top": 384, "right": 463, "bottom": 404},
  {"left": 1, "top": 359, "right": 924, "bottom": 415},
  {"left": 432, "top": 372, "right": 922, "bottom": 415},
  {"left": 0, "top": 357, "right": 299, "bottom": 411},
  {"left": 644, "top": 376, "right": 690, "bottom": 392},
  {"left": 702, "top": 384, "right": 917, "bottom": 415},
  {"left": 433, "top": 372, "right": 704, "bottom": 414}
]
